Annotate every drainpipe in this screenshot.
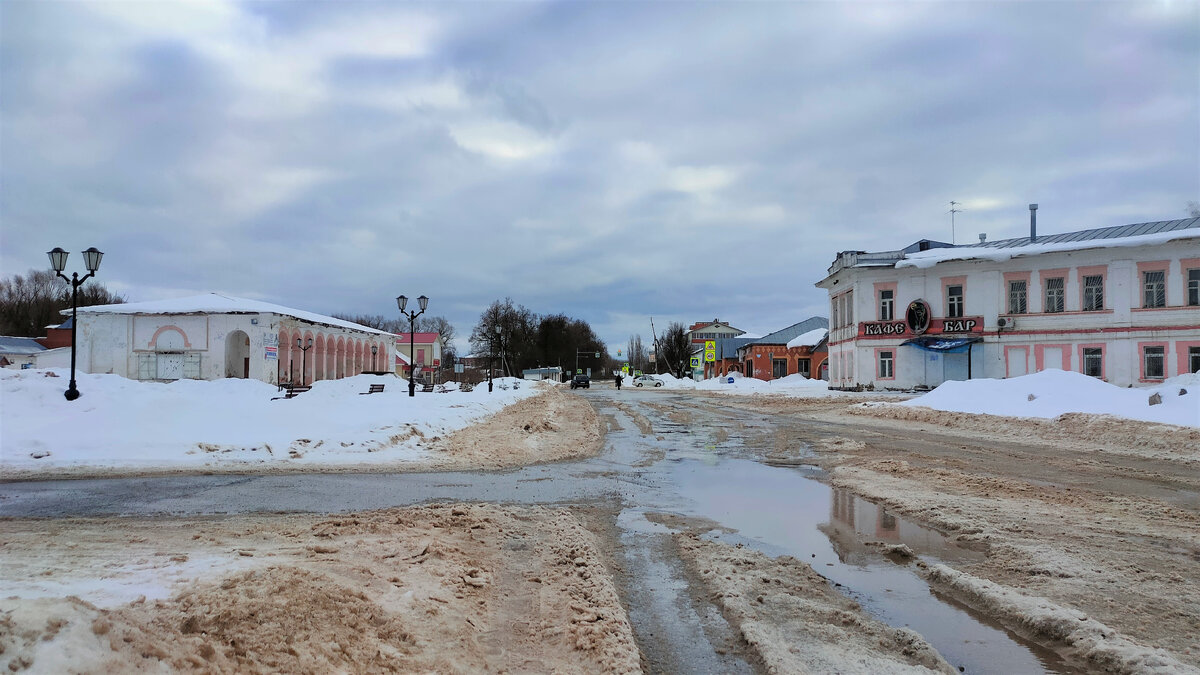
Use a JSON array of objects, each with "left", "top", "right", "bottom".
[{"left": 1029, "top": 203, "right": 1038, "bottom": 242}]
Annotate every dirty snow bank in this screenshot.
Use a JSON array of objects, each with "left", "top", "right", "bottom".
[
  {"left": 696, "top": 370, "right": 833, "bottom": 397},
  {"left": 0, "top": 369, "right": 541, "bottom": 476},
  {"left": 922, "top": 564, "right": 1193, "bottom": 674},
  {"left": 898, "top": 370, "right": 1199, "bottom": 428}
]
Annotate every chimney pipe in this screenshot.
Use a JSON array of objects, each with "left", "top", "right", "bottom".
[
  {"left": 1029, "top": 203, "right": 1038, "bottom": 242},
  {"left": 978, "top": 233, "right": 987, "bottom": 244}
]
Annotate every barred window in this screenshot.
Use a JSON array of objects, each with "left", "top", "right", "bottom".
[
  {"left": 1008, "top": 280, "right": 1027, "bottom": 314},
  {"left": 1188, "top": 269, "right": 1199, "bottom": 306},
  {"left": 1190, "top": 347, "right": 1200, "bottom": 374},
  {"left": 1082, "top": 275, "right": 1104, "bottom": 311},
  {"left": 1044, "top": 277, "right": 1064, "bottom": 313},
  {"left": 1082, "top": 348, "right": 1103, "bottom": 378},
  {"left": 1142, "top": 271, "right": 1166, "bottom": 308},
  {"left": 1143, "top": 346, "right": 1165, "bottom": 379}
]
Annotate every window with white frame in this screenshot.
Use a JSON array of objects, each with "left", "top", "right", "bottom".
[
  {"left": 1082, "top": 275, "right": 1104, "bottom": 311},
  {"left": 1044, "top": 277, "right": 1065, "bottom": 313},
  {"left": 1007, "top": 280, "right": 1027, "bottom": 314},
  {"left": 878, "top": 350, "right": 894, "bottom": 379},
  {"left": 1143, "top": 346, "right": 1165, "bottom": 379},
  {"left": 879, "top": 289, "right": 894, "bottom": 320},
  {"left": 1142, "top": 270, "right": 1166, "bottom": 308},
  {"left": 1082, "top": 348, "right": 1103, "bottom": 378},
  {"left": 946, "top": 285, "right": 964, "bottom": 318}
]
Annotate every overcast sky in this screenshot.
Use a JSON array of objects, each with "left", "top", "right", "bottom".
[{"left": 2, "top": 1, "right": 1197, "bottom": 353}]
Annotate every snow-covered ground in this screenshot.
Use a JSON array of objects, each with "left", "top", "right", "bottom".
[
  {"left": 693, "top": 371, "right": 834, "bottom": 396},
  {"left": 0, "top": 369, "right": 540, "bottom": 475},
  {"left": 897, "top": 369, "right": 1199, "bottom": 428}
]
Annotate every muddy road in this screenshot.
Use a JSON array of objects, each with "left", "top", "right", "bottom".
[{"left": 4, "top": 387, "right": 1197, "bottom": 673}]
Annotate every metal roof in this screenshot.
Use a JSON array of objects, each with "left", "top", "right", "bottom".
[
  {"left": 747, "top": 317, "right": 830, "bottom": 346},
  {"left": 0, "top": 336, "right": 48, "bottom": 355},
  {"left": 978, "top": 217, "right": 1199, "bottom": 249}
]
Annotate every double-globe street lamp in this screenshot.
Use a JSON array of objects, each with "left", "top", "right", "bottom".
[
  {"left": 296, "top": 337, "right": 313, "bottom": 385},
  {"left": 397, "top": 294, "right": 428, "bottom": 397},
  {"left": 47, "top": 247, "right": 103, "bottom": 401}
]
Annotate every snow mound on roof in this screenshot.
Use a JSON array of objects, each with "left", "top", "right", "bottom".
[
  {"left": 896, "top": 228, "right": 1199, "bottom": 270},
  {"left": 786, "top": 328, "right": 828, "bottom": 350},
  {"left": 0, "top": 369, "right": 540, "bottom": 476},
  {"left": 901, "top": 369, "right": 1199, "bottom": 428}
]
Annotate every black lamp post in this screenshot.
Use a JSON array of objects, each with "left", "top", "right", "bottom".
[
  {"left": 47, "top": 247, "right": 103, "bottom": 401},
  {"left": 296, "top": 337, "right": 312, "bottom": 385},
  {"left": 397, "top": 294, "right": 428, "bottom": 397},
  {"left": 371, "top": 344, "right": 378, "bottom": 372}
]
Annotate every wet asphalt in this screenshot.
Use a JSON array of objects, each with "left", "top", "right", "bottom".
[{"left": 0, "top": 386, "right": 1073, "bottom": 674}]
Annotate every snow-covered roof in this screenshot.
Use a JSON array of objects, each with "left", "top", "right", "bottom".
[
  {"left": 0, "top": 336, "right": 48, "bottom": 355},
  {"left": 897, "top": 220, "right": 1199, "bottom": 269},
  {"left": 748, "top": 317, "right": 829, "bottom": 346},
  {"left": 786, "top": 328, "right": 828, "bottom": 349},
  {"left": 70, "top": 293, "right": 394, "bottom": 336}
]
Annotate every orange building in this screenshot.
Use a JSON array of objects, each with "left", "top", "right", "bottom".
[{"left": 737, "top": 318, "right": 829, "bottom": 380}]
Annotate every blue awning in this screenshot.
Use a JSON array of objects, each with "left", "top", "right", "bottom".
[{"left": 900, "top": 336, "right": 982, "bottom": 353}]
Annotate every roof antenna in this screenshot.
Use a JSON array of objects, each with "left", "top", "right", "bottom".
[{"left": 948, "top": 201, "right": 964, "bottom": 245}]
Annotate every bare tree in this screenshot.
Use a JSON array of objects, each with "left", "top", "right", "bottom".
[
  {"left": 0, "top": 269, "right": 124, "bottom": 337},
  {"left": 656, "top": 322, "right": 692, "bottom": 378},
  {"left": 330, "top": 313, "right": 405, "bottom": 333},
  {"left": 626, "top": 334, "right": 648, "bottom": 372}
]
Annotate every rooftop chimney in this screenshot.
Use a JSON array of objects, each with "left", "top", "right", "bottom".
[
  {"left": 1029, "top": 203, "right": 1038, "bottom": 242},
  {"left": 978, "top": 233, "right": 987, "bottom": 244}
]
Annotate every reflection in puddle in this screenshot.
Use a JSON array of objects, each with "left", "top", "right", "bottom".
[{"left": 661, "top": 457, "right": 1070, "bottom": 674}]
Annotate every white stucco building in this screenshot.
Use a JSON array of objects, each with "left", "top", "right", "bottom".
[
  {"left": 70, "top": 293, "right": 395, "bottom": 385},
  {"left": 816, "top": 217, "right": 1200, "bottom": 389}
]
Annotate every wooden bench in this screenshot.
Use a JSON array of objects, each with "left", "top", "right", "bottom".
[
  {"left": 422, "top": 383, "right": 434, "bottom": 393},
  {"left": 285, "top": 385, "right": 311, "bottom": 399},
  {"left": 360, "top": 384, "right": 385, "bottom": 395}
]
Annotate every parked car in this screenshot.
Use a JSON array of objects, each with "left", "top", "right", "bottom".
[
  {"left": 633, "top": 375, "right": 663, "bottom": 387},
  {"left": 570, "top": 374, "right": 590, "bottom": 389}
]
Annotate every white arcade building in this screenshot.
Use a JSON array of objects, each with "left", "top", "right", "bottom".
[
  {"left": 69, "top": 293, "right": 395, "bottom": 385},
  {"left": 816, "top": 215, "right": 1200, "bottom": 389}
]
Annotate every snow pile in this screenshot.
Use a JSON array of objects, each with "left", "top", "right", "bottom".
[
  {"left": 0, "top": 369, "right": 541, "bottom": 475},
  {"left": 900, "top": 369, "right": 1199, "bottom": 428},
  {"left": 644, "top": 372, "right": 698, "bottom": 389},
  {"left": 786, "top": 328, "right": 828, "bottom": 350},
  {"left": 696, "top": 371, "right": 832, "bottom": 397},
  {"left": 896, "top": 228, "right": 1199, "bottom": 270}
]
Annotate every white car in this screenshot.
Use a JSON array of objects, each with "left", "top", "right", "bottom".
[{"left": 633, "top": 375, "right": 663, "bottom": 387}]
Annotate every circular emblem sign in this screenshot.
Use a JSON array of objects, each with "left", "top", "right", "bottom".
[{"left": 906, "top": 299, "right": 931, "bottom": 335}]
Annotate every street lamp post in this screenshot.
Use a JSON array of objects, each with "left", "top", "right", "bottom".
[
  {"left": 371, "top": 344, "right": 378, "bottom": 372},
  {"left": 397, "top": 294, "right": 428, "bottom": 397},
  {"left": 296, "top": 337, "right": 312, "bottom": 385},
  {"left": 47, "top": 247, "right": 103, "bottom": 401},
  {"left": 489, "top": 325, "right": 501, "bottom": 393}
]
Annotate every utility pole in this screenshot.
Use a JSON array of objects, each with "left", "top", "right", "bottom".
[{"left": 949, "top": 201, "right": 964, "bottom": 245}]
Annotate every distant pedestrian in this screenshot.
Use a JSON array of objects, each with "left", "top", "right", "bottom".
[{"left": 615, "top": 374, "right": 623, "bottom": 391}]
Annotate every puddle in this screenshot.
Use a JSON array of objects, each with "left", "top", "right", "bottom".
[{"left": 657, "top": 456, "right": 1072, "bottom": 674}]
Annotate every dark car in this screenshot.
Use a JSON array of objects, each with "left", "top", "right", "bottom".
[{"left": 570, "top": 374, "right": 590, "bottom": 389}]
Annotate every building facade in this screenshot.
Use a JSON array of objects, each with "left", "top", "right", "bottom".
[
  {"left": 816, "top": 218, "right": 1200, "bottom": 389},
  {"left": 70, "top": 293, "right": 395, "bottom": 386},
  {"left": 737, "top": 318, "right": 829, "bottom": 381}
]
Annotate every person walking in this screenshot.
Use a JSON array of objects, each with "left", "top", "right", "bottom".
[{"left": 614, "top": 373, "right": 623, "bottom": 391}]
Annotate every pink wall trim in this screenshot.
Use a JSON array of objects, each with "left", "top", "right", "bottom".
[
  {"left": 873, "top": 346, "right": 896, "bottom": 380},
  {"left": 941, "top": 275, "right": 967, "bottom": 316},
  {"left": 1077, "top": 342, "right": 1106, "bottom": 380},
  {"left": 873, "top": 281, "right": 898, "bottom": 320},
  {"left": 1176, "top": 341, "right": 1200, "bottom": 375},
  {"left": 1033, "top": 344, "right": 1070, "bottom": 371},
  {"left": 1004, "top": 346, "right": 1028, "bottom": 378},
  {"left": 149, "top": 325, "right": 192, "bottom": 350}
]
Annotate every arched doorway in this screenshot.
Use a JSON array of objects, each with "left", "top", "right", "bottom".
[{"left": 225, "top": 330, "right": 251, "bottom": 378}]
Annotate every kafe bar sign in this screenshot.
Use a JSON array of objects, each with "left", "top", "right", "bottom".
[{"left": 858, "top": 299, "right": 983, "bottom": 339}]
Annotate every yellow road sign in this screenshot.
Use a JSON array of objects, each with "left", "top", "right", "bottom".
[
  {"left": 704, "top": 350, "right": 716, "bottom": 362},
  {"left": 704, "top": 340, "right": 716, "bottom": 351}
]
